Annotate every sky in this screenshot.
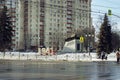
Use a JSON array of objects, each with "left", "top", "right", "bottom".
[{"left": 91, "top": 0, "right": 120, "bottom": 32}]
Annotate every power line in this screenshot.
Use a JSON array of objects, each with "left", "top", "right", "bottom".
[
  {"left": 92, "top": 4, "right": 119, "bottom": 9},
  {"left": 13, "top": 1, "right": 111, "bottom": 17},
  {"left": 14, "top": 1, "right": 120, "bottom": 20},
  {"left": 40, "top": 3, "right": 107, "bottom": 16},
  {"left": 92, "top": 3, "right": 120, "bottom": 15},
  {"left": 104, "top": 0, "right": 120, "bottom": 8},
  {"left": 45, "top": 3, "right": 120, "bottom": 18},
  {"left": 9, "top": 0, "right": 120, "bottom": 18}
]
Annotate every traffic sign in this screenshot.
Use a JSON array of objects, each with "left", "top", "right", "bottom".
[
  {"left": 108, "top": 9, "right": 112, "bottom": 16},
  {"left": 80, "top": 36, "right": 84, "bottom": 43}
]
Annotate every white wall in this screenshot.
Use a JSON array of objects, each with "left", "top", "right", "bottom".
[{"left": 62, "top": 39, "right": 76, "bottom": 53}]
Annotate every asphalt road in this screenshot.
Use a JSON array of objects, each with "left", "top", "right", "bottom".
[{"left": 0, "top": 61, "right": 119, "bottom": 80}]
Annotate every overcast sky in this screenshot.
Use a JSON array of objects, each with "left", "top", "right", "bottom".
[{"left": 91, "top": 0, "right": 120, "bottom": 32}]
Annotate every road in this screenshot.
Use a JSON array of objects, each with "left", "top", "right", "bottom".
[{"left": 0, "top": 61, "right": 119, "bottom": 80}]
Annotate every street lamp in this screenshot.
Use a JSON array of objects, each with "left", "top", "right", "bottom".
[{"left": 85, "top": 33, "right": 94, "bottom": 56}]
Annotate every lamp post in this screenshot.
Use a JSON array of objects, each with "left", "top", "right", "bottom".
[{"left": 85, "top": 33, "right": 94, "bottom": 56}]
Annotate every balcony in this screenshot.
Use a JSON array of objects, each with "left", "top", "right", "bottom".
[
  {"left": 40, "top": 24, "right": 44, "bottom": 27},
  {"left": 40, "top": 19, "right": 44, "bottom": 22},
  {"left": 40, "top": 14, "right": 45, "bottom": 17},
  {"left": 67, "top": 4, "right": 72, "bottom": 7},
  {"left": 67, "top": 27, "right": 72, "bottom": 29},
  {"left": 67, "top": 22, "right": 72, "bottom": 24}
]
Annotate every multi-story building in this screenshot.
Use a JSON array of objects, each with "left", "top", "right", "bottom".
[
  {"left": 15, "top": 0, "right": 43, "bottom": 50},
  {"left": 15, "top": 0, "right": 92, "bottom": 51}
]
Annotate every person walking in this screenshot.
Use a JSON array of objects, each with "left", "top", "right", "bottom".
[
  {"left": 105, "top": 53, "right": 108, "bottom": 60},
  {"left": 101, "top": 51, "right": 105, "bottom": 60},
  {"left": 116, "top": 50, "right": 120, "bottom": 63}
]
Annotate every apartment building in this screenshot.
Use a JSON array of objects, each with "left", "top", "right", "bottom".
[{"left": 15, "top": 0, "right": 92, "bottom": 51}]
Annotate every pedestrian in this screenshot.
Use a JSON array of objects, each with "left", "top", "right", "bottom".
[
  {"left": 116, "top": 50, "right": 120, "bottom": 63},
  {"left": 101, "top": 51, "right": 105, "bottom": 60},
  {"left": 105, "top": 53, "right": 108, "bottom": 60}
]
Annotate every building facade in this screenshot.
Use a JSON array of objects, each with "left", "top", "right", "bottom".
[{"left": 14, "top": 0, "right": 92, "bottom": 51}]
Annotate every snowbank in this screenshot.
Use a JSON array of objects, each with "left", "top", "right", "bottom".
[{"left": 0, "top": 52, "right": 116, "bottom": 62}]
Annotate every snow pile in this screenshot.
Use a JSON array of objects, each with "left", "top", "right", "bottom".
[{"left": 0, "top": 52, "right": 116, "bottom": 61}]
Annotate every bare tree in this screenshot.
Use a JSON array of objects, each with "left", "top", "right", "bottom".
[
  {"left": 111, "top": 32, "right": 120, "bottom": 51},
  {"left": 50, "top": 30, "right": 66, "bottom": 52}
]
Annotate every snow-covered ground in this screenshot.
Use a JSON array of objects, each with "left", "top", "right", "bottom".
[{"left": 0, "top": 52, "right": 117, "bottom": 62}]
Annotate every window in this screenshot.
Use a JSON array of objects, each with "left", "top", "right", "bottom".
[
  {"left": 57, "top": 19, "right": 59, "bottom": 22},
  {"left": 54, "top": 0, "right": 56, "bottom": 3},
  {"left": 58, "top": 1, "right": 60, "bottom": 4},
  {"left": 50, "top": 4, "right": 52, "bottom": 7},
  {"left": 49, "top": 32, "right": 52, "bottom": 35},
  {"left": 50, "top": 23, "right": 52, "bottom": 26},
  {"left": 54, "top": 14, "right": 56, "bottom": 17},
  {"left": 57, "top": 24, "right": 60, "bottom": 27},
  {"left": 49, "top": 28, "right": 52, "bottom": 30},
  {"left": 57, "top": 14, "right": 60, "bottom": 17}
]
